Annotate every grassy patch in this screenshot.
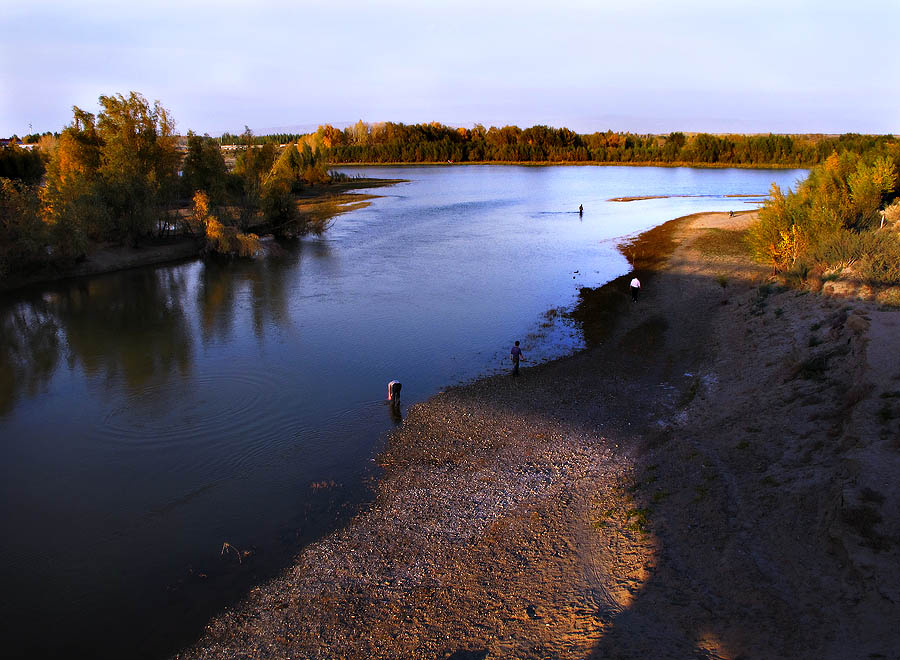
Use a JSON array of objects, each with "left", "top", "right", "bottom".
[
  {"left": 876, "top": 287, "right": 900, "bottom": 308},
  {"left": 591, "top": 507, "right": 618, "bottom": 529},
  {"left": 693, "top": 228, "right": 751, "bottom": 258},
  {"left": 625, "top": 508, "right": 651, "bottom": 533}
]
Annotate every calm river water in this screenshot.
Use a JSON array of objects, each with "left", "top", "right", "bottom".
[{"left": 0, "top": 165, "right": 806, "bottom": 658}]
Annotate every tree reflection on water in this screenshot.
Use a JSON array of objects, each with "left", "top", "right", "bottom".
[
  {"left": 0, "top": 267, "right": 194, "bottom": 413},
  {"left": 0, "top": 298, "right": 61, "bottom": 416}
]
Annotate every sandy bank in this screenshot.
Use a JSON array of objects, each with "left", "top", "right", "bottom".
[{"left": 176, "top": 211, "right": 900, "bottom": 660}]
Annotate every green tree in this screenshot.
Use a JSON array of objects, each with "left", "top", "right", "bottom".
[
  {"left": 0, "top": 143, "right": 45, "bottom": 184},
  {"left": 181, "top": 131, "right": 229, "bottom": 205},
  {"left": 0, "top": 178, "right": 47, "bottom": 276},
  {"left": 847, "top": 156, "right": 897, "bottom": 230}
]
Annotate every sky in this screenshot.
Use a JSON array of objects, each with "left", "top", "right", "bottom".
[{"left": 2, "top": 0, "right": 898, "bottom": 137}]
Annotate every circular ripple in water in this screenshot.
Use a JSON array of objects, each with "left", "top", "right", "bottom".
[{"left": 97, "top": 369, "right": 286, "bottom": 450}]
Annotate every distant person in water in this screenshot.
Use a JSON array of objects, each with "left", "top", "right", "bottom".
[
  {"left": 579, "top": 204, "right": 583, "bottom": 215},
  {"left": 630, "top": 277, "right": 641, "bottom": 302},
  {"left": 510, "top": 341, "right": 523, "bottom": 376},
  {"left": 387, "top": 380, "right": 402, "bottom": 410}
]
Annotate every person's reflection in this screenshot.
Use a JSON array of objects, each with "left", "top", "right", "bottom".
[{"left": 388, "top": 402, "right": 403, "bottom": 425}]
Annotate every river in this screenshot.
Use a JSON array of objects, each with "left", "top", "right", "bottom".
[{"left": 0, "top": 164, "right": 806, "bottom": 658}]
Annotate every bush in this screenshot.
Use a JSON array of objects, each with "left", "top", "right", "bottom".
[
  {"left": 750, "top": 146, "right": 900, "bottom": 285},
  {"left": 809, "top": 230, "right": 900, "bottom": 284},
  {"left": 205, "top": 218, "right": 260, "bottom": 257}
]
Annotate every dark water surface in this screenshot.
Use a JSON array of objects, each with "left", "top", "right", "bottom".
[{"left": 0, "top": 165, "right": 805, "bottom": 658}]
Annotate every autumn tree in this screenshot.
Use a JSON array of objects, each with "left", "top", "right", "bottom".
[
  {"left": 41, "top": 93, "right": 179, "bottom": 247},
  {"left": 847, "top": 156, "right": 898, "bottom": 229},
  {"left": 40, "top": 107, "right": 103, "bottom": 253},
  {"left": 94, "top": 92, "right": 179, "bottom": 240},
  {"left": 747, "top": 183, "right": 804, "bottom": 273}
]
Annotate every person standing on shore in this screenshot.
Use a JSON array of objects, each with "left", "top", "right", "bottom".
[
  {"left": 630, "top": 276, "right": 641, "bottom": 302},
  {"left": 510, "top": 341, "right": 523, "bottom": 376}
]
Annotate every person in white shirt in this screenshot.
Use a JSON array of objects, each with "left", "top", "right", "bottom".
[{"left": 630, "top": 277, "right": 641, "bottom": 302}]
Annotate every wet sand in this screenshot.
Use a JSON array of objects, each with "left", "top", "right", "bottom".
[{"left": 176, "top": 211, "right": 900, "bottom": 659}]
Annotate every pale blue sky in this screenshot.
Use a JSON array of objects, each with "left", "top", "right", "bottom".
[{"left": 2, "top": 0, "right": 897, "bottom": 136}]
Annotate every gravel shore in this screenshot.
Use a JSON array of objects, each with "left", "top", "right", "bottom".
[{"left": 176, "top": 211, "right": 900, "bottom": 660}]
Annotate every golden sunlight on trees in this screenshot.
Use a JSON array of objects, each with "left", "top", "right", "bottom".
[
  {"left": 192, "top": 191, "right": 260, "bottom": 257},
  {"left": 41, "top": 93, "right": 179, "bottom": 247},
  {"left": 847, "top": 156, "right": 898, "bottom": 229},
  {"left": 750, "top": 146, "right": 900, "bottom": 286}
]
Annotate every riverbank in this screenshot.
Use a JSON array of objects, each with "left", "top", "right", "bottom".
[
  {"left": 0, "top": 178, "right": 400, "bottom": 293},
  {"left": 176, "top": 211, "right": 900, "bottom": 659}
]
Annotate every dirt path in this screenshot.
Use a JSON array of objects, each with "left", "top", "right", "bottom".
[{"left": 176, "top": 212, "right": 900, "bottom": 660}]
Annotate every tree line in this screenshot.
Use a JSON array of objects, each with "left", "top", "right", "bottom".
[
  {"left": 218, "top": 131, "right": 304, "bottom": 146},
  {"left": 298, "top": 120, "right": 895, "bottom": 168},
  {"left": 3, "top": 92, "right": 898, "bottom": 283},
  {"left": 1, "top": 93, "right": 339, "bottom": 278}
]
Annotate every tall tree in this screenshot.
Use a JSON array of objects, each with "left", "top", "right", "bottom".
[
  {"left": 95, "top": 92, "right": 179, "bottom": 240},
  {"left": 181, "top": 131, "right": 229, "bottom": 205}
]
